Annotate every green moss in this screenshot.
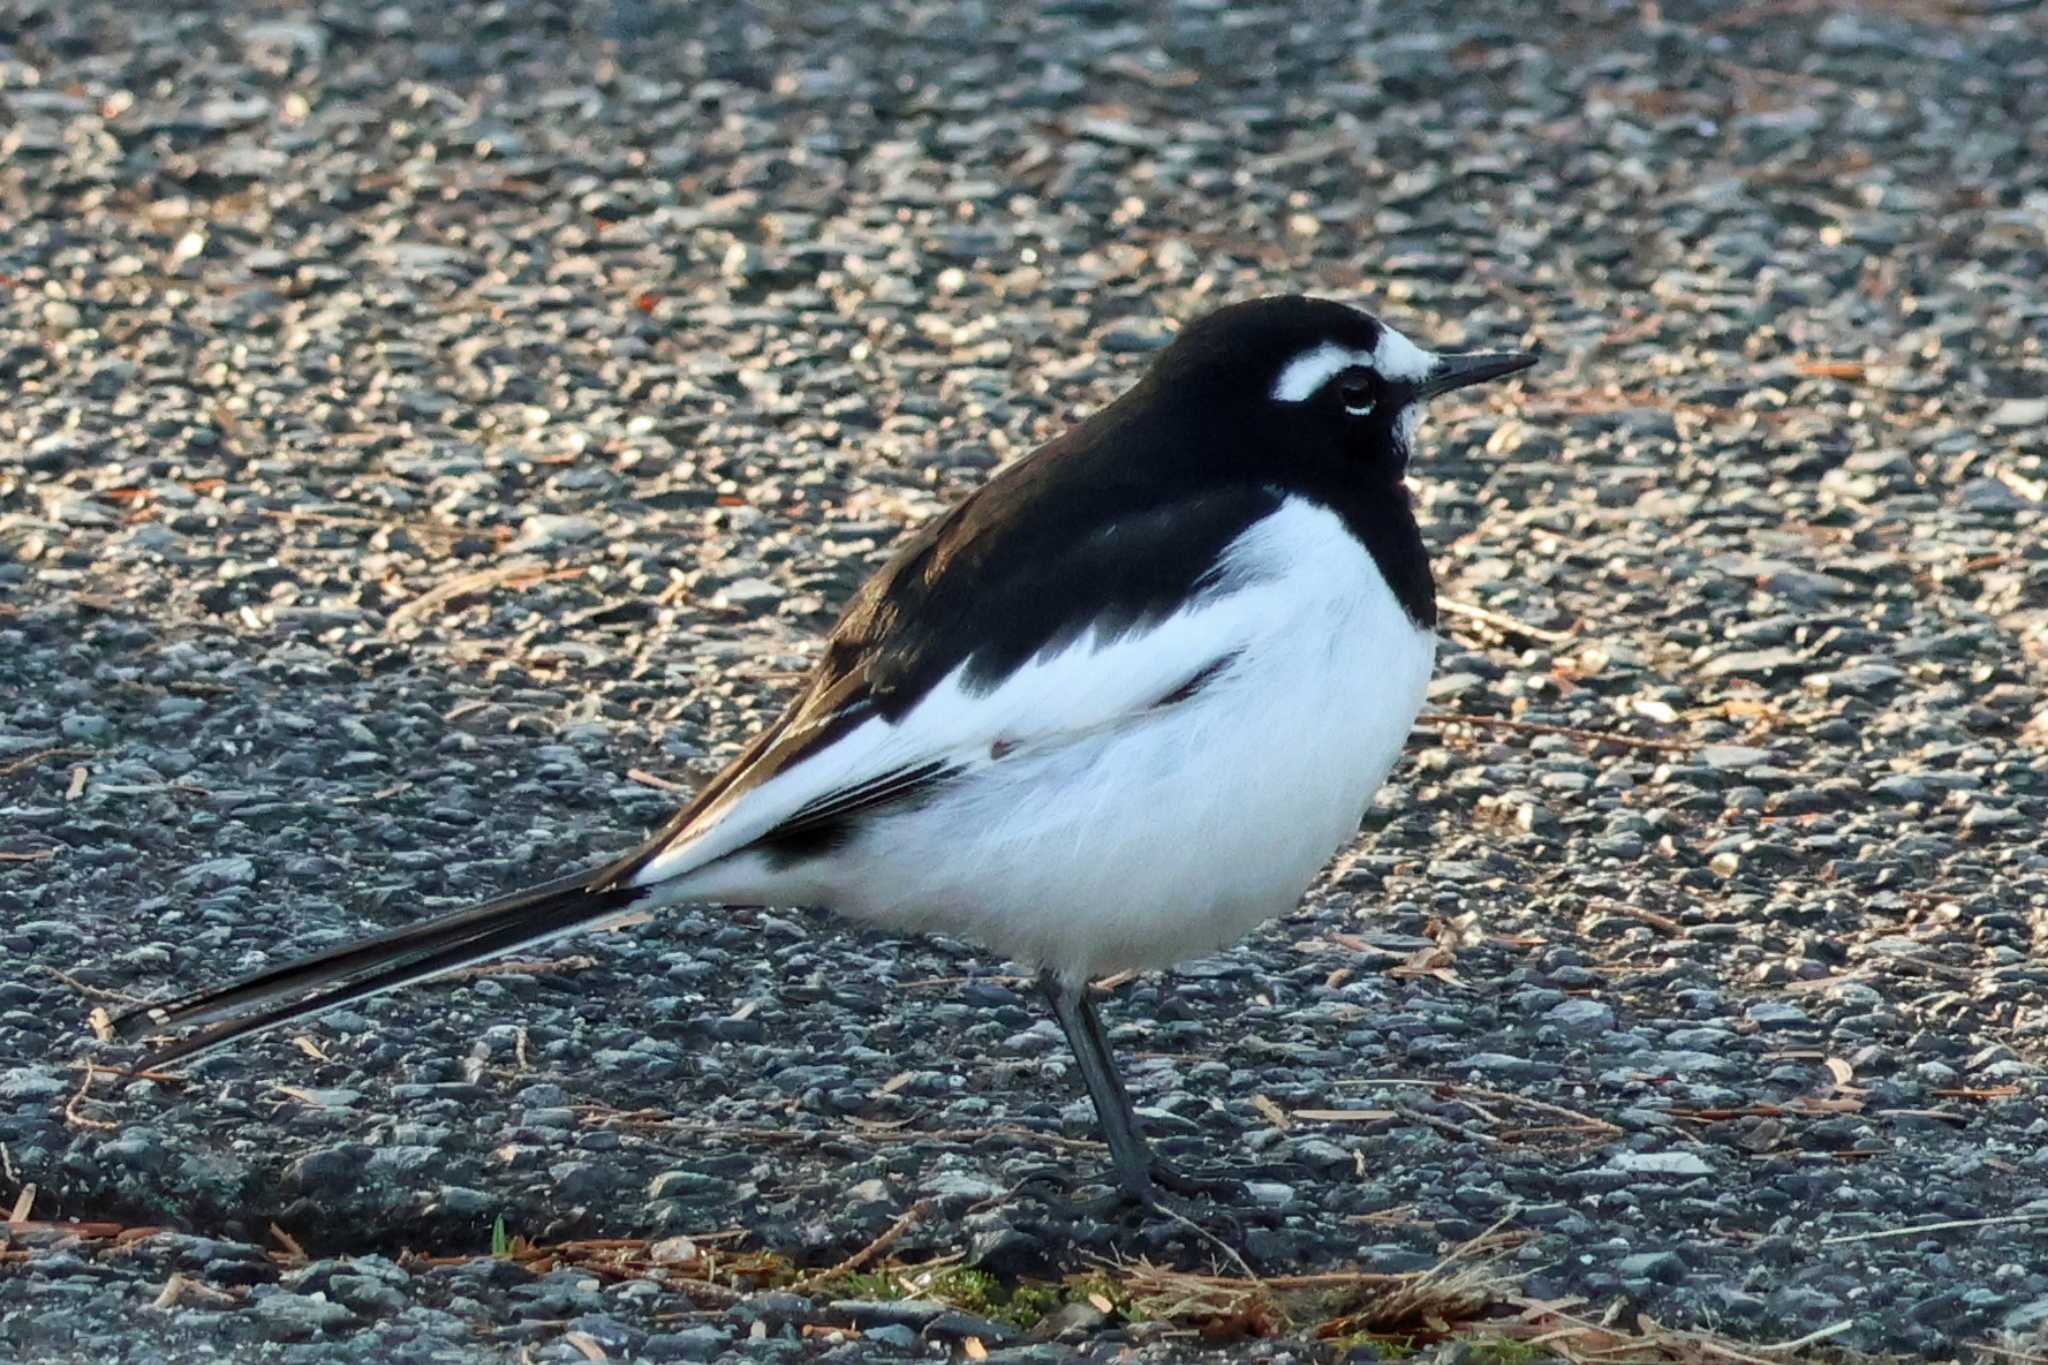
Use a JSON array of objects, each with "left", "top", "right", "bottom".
[
  {"left": 489, "top": 1215, "right": 509, "bottom": 1257},
  {"left": 833, "top": 1271, "right": 908, "bottom": 1300},
  {"left": 812, "top": 1265, "right": 1109, "bottom": 1331},
  {"left": 923, "top": 1268, "right": 999, "bottom": 1309},
  {"left": 988, "top": 1278, "right": 1065, "bottom": 1328},
  {"left": 1454, "top": 1334, "right": 1544, "bottom": 1364},
  {"left": 1325, "top": 1333, "right": 1421, "bottom": 1359}
]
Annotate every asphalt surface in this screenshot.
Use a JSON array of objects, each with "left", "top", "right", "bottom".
[{"left": 2, "top": 0, "right": 2047, "bottom": 1361}]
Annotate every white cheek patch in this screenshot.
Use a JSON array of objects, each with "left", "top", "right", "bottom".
[
  {"left": 1395, "top": 405, "right": 1421, "bottom": 458},
  {"left": 1269, "top": 342, "right": 1377, "bottom": 403},
  {"left": 1372, "top": 324, "right": 1437, "bottom": 384}
]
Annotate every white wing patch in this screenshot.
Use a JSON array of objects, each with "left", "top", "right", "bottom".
[
  {"left": 629, "top": 545, "right": 1293, "bottom": 891},
  {"left": 1271, "top": 323, "right": 1437, "bottom": 402}
]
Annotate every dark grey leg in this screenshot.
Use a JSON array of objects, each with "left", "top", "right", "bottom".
[
  {"left": 1037, "top": 973, "right": 1301, "bottom": 1217},
  {"left": 1041, "top": 971, "right": 1164, "bottom": 1204}
]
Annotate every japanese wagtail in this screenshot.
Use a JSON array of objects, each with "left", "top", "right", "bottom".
[{"left": 114, "top": 295, "right": 1536, "bottom": 1212}]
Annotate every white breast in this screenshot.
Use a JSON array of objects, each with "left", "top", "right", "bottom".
[{"left": 714, "top": 496, "right": 1438, "bottom": 983}]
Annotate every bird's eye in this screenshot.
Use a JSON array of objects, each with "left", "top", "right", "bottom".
[{"left": 1336, "top": 369, "right": 1378, "bottom": 417}]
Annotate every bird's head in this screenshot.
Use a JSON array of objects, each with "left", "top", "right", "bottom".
[{"left": 1143, "top": 295, "right": 1537, "bottom": 479}]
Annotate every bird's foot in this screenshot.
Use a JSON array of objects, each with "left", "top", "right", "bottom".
[
  {"left": 1147, "top": 1156, "right": 1305, "bottom": 1202},
  {"left": 1019, "top": 1173, "right": 1242, "bottom": 1238},
  {"left": 1015, "top": 1156, "right": 1301, "bottom": 1222}
]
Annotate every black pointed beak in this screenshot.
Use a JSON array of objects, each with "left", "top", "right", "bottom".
[{"left": 1417, "top": 350, "right": 1538, "bottom": 400}]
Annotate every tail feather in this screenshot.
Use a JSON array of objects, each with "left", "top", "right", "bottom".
[{"left": 111, "top": 863, "right": 651, "bottom": 1070}]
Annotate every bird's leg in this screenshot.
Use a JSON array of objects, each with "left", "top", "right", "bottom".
[
  {"left": 1038, "top": 972, "right": 1253, "bottom": 1208},
  {"left": 1041, "top": 971, "right": 1165, "bottom": 1205}
]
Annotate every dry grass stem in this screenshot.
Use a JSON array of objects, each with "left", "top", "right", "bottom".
[
  {"left": 1111, "top": 1220, "right": 1518, "bottom": 1342},
  {"left": 1819, "top": 1210, "right": 2048, "bottom": 1245},
  {"left": 404, "top": 1231, "right": 783, "bottom": 1309}
]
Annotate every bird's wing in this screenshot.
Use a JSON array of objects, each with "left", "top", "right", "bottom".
[{"left": 617, "top": 477, "right": 1289, "bottom": 887}]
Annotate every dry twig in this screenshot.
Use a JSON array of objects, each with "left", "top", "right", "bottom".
[
  {"left": 384, "top": 559, "right": 586, "bottom": 635},
  {"left": 561, "top": 1332, "right": 608, "bottom": 1361},
  {"left": 63, "top": 1064, "right": 117, "bottom": 1133},
  {"left": 152, "top": 1273, "right": 243, "bottom": 1310},
  {"left": 1394, "top": 1105, "right": 1503, "bottom": 1148},
  {"left": 791, "top": 1199, "right": 934, "bottom": 1293},
  {"left": 1589, "top": 900, "right": 1687, "bottom": 935},
  {"left": 1819, "top": 1210, "right": 2048, "bottom": 1246},
  {"left": 627, "top": 768, "right": 690, "bottom": 792},
  {"left": 269, "top": 1223, "right": 308, "bottom": 1263},
  {"left": 1438, "top": 596, "right": 1573, "bottom": 644},
  {"left": 442, "top": 954, "right": 598, "bottom": 983},
  {"left": 1335, "top": 1077, "right": 1623, "bottom": 1136},
  {"left": 40, "top": 965, "right": 147, "bottom": 1005},
  {"left": 1418, "top": 711, "right": 1693, "bottom": 755},
  {"left": 0, "top": 746, "right": 85, "bottom": 778},
  {"left": 580, "top": 1109, "right": 1106, "bottom": 1155}
]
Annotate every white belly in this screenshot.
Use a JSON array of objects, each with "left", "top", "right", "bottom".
[{"left": 743, "top": 501, "right": 1438, "bottom": 981}]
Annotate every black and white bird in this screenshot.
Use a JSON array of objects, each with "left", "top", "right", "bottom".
[{"left": 113, "top": 296, "right": 1535, "bottom": 1212}]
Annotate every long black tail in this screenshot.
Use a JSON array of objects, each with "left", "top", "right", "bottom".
[{"left": 110, "top": 861, "right": 653, "bottom": 1071}]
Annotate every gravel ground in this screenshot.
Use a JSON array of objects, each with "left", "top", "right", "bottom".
[{"left": 4, "top": 0, "right": 2047, "bottom": 1360}]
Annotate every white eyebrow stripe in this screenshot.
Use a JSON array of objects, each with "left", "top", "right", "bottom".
[
  {"left": 1270, "top": 343, "right": 1377, "bottom": 403},
  {"left": 1373, "top": 325, "right": 1437, "bottom": 383}
]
